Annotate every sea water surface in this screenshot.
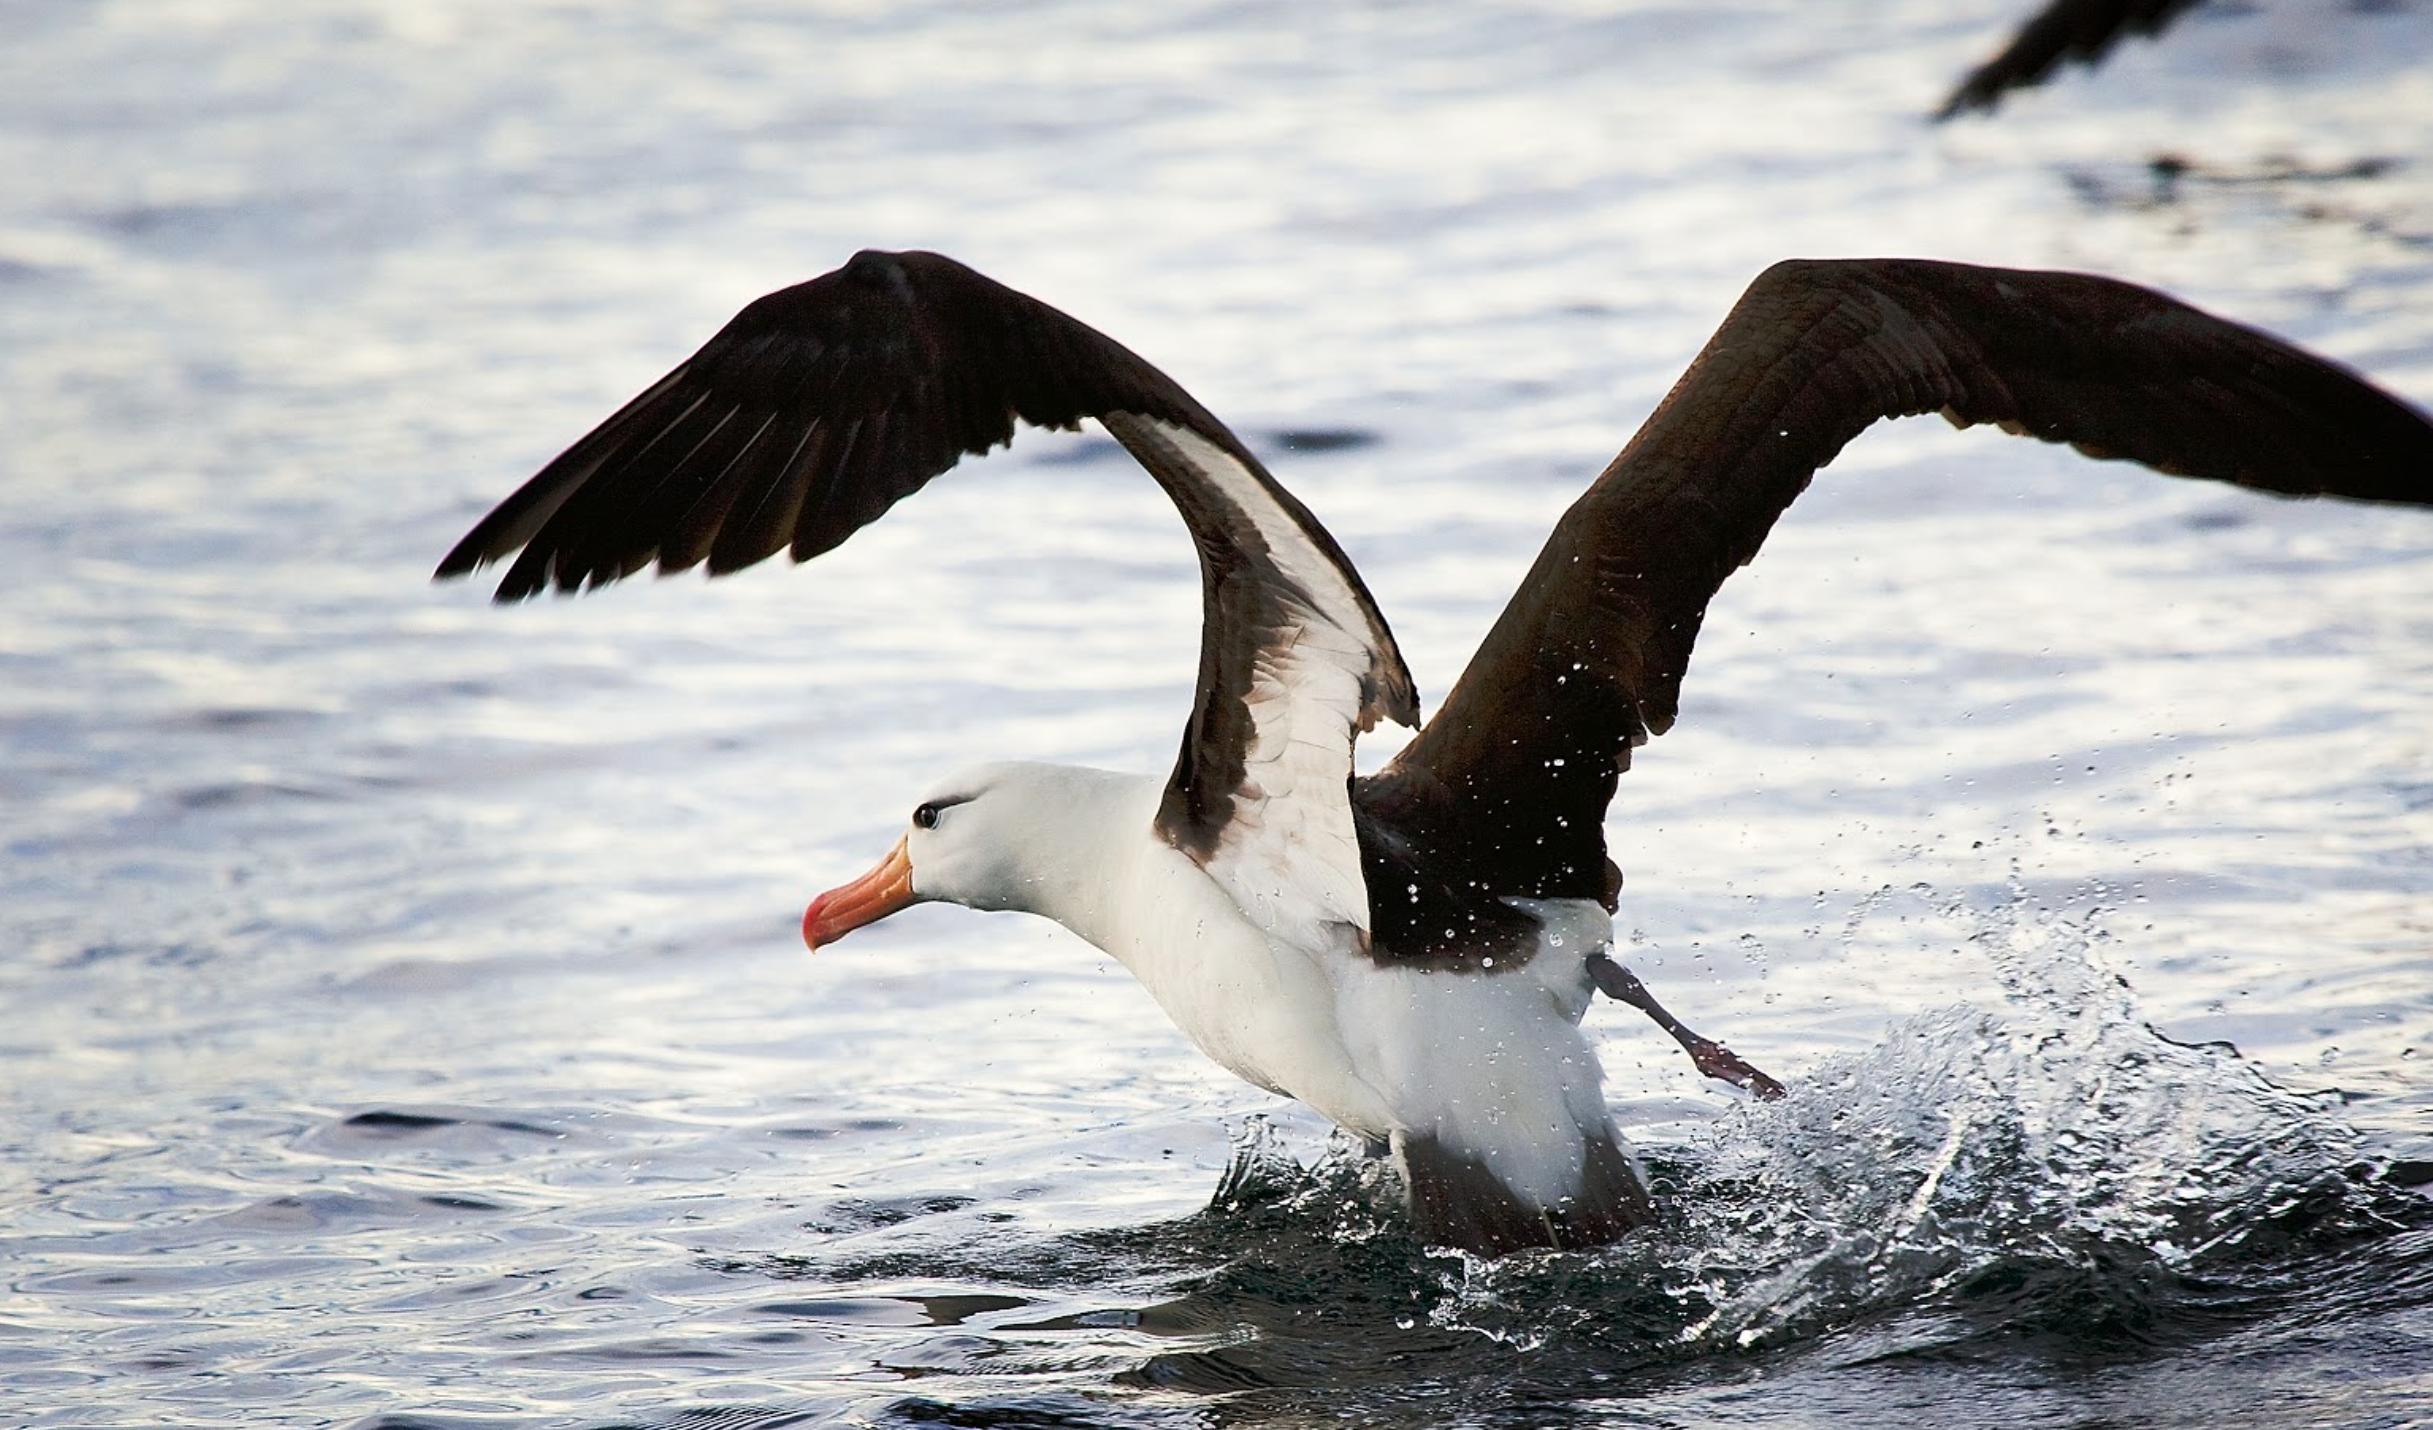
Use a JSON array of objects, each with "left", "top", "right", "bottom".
[{"left": 4, "top": 2, "right": 2432, "bottom": 1426}]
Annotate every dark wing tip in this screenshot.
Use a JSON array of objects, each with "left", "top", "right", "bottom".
[
  {"left": 1912, "top": 263, "right": 2433, "bottom": 507},
  {"left": 432, "top": 250, "right": 1069, "bottom": 604},
  {"left": 430, "top": 487, "right": 572, "bottom": 602},
  {"left": 1934, "top": 0, "right": 2205, "bottom": 120},
  {"left": 431, "top": 535, "right": 485, "bottom": 584}
]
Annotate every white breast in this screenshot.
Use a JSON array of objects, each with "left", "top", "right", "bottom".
[
  {"left": 1086, "top": 835, "right": 1622, "bottom": 1209},
  {"left": 1092, "top": 839, "right": 1403, "bottom": 1136}
]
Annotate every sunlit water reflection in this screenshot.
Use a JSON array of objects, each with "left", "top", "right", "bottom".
[{"left": 5, "top": 1, "right": 2431, "bottom": 1426}]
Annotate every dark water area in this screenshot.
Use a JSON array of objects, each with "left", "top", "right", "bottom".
[{"left": 6, "top": 1, "right": 2431, "bottom": 1425}]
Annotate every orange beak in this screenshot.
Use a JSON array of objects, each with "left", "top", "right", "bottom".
[{"left": 802, "top": 835, "right": 918, "bottom": 950}]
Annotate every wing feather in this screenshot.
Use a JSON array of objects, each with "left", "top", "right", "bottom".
[
  {"left": 1937, "top": 0, "right": 2205, "bottom": 119},
  {"left": 439, "top": 250, "right": 1419, "bottom": 945},
  {"left": 1364, "top": 257, "right": 2433, "bottom": 926}
]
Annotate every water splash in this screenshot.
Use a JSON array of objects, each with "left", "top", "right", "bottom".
[
  {"left": 1123, "top": 890, "right": 2383, "bottom": 1372},
  {"left": 1633, "top": 891, "right": 2368, "bottom": 1354}
]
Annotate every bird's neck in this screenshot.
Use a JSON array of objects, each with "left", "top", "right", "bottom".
[{"left": 991, "top": 766, "right": 1168, "bottom": 953}]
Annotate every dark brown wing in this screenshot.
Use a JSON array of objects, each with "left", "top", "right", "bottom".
[
  {"left": 443, "top": 249, "right": 1247, "bottom": 595},
  {"left": 1936, "top": 0, "right": 2205, "bottom": 119},
  {"left": 438, "top": 249, "right": 1417, "bottom": 920},
  {"left": 1358, "top": 257, "right": 2433, "bottom": 939}
]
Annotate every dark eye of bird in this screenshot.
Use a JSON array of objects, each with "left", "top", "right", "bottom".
[{"left": 912, "top": 802, "right": 941, "bottom": 830}]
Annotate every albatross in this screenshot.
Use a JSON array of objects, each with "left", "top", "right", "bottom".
[{"left": 439, "top": 250, "right": 2433, "bottom": 1255}]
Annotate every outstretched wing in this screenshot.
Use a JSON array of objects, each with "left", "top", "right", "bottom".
[
  {"left": 1936, "top": 0, "right": 2204, "bottom": 119},
  {"left": 1361, "top": 257, "right": 2433, "bottom": 939},
  {"left": 439, "top": 249, "right": 1418, "bottom": 948}
]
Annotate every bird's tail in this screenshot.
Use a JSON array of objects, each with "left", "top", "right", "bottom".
[{"left": 1397, "top": 1122, "right": 1649, "bottom": 1256}]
